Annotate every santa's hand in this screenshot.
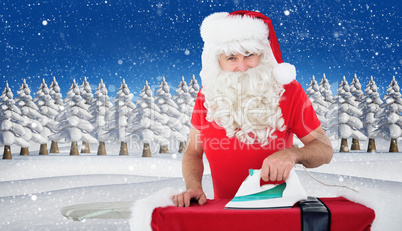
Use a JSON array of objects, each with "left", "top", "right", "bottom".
[
  {"left": 171, "top": 189, "right": 207, "bottom": 207},
  {"left": 261, "top": 149, "right": 296, "bottom": 182}
]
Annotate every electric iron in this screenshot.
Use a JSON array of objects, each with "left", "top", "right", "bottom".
[{"left": 225, "top": 168, "right": 307, "bottom": 209}]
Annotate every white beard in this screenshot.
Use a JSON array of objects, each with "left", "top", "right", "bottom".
[{"left": 201, "top": 58, "right": 286, "bottom": 146}]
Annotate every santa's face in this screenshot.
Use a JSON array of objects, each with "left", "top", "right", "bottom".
[
  {"left": 218, "top": 53, "right": 260, "bottom": 72},
  {"left": 202, "top": 52, "right": 285, "bottom": 146}
]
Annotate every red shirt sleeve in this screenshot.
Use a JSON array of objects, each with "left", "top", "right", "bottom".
[
  {"left": 190, "top": 90, "right": 207, "bottom": 130},
  {"left": 280, "top": 80, "right": 321, "bottom": 139}
]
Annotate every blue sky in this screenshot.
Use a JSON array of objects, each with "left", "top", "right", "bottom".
[{"left": 1, "top": 0, "right": 400, "bottom": 99}]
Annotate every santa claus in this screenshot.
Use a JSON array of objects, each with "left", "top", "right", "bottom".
[{"left": 172, "top": 10, "right": 333, "bottom": 206}]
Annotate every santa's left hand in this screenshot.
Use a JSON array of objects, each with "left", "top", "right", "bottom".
[{"left": 260, "top": 149, "right": 297, "bottom": 182}]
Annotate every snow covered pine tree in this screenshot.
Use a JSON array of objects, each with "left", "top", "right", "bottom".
[
  {"left": 15, "top": 79, "right": 47, "bottom": 156},
  {"left": 374, "top": 76, "right": 402, "bottom": 152},
  {"left": 49, "top": 77, "right": 64, "bottom": 153},
  {"left": 50, "top": 80, "right": 97, "bottom": 155},
  {"left": 104, "top": 79, "right": 135, "bottom": 155},
  {"left": 350, "top": 74, "right": 365, "bottom": 150},
  {"left": 326, "top": 76, "right": 367, "bottom": 152},
  {"left": 361, "top": 76, "right": 383, "bottom": 152},
  {"left": 90, "top": 79, "right": 113, "bottom": 155},
  {"left": 0, "top": 83, "right": 29, "bottom": 159},
  {"left": 33, "top": 79, "right": 59, "bottom": 155}
]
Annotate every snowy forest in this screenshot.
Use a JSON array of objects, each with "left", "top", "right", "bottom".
[
  {"left": 1, "top": 75, "right": 200, "bottom": 159},
  {"left": 307, "top": 74, "right": 402, "bottom": 153},
  {"left": 1, "top": 73, "right": 401, "bottom": 160}
]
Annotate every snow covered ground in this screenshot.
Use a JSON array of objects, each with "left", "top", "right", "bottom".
[{"left": 1, "top": 139, "right": 402, "bottom": 230}]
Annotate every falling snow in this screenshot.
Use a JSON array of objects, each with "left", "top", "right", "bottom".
[
  {"left": 0, "top": 2, "right": 401, "bottom": 229},
  {"left": 0, "top": 0, "right": 399, "bottom": 96}
]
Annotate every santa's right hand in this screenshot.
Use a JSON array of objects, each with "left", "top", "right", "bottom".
[{"left": 171, "top": 189, "right": 207, "bottom": 207}]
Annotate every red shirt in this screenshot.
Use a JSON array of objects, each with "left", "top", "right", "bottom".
[{"left": 191, "top": 80, "right": 321, "bottom": 199}]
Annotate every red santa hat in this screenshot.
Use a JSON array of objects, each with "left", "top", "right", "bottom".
[{"left": 200, "top": 11, "right": 296, "bottom": 85}]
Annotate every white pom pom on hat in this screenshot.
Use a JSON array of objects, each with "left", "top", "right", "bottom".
[
  {"left": 200, "top": 10, "right": 296, "bottom": 85},
  {"left": 273, "top": 62, "right": 296, "bottom": 85}
]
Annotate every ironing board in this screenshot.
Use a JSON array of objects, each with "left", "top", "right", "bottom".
[{"left": 151, "top": 197, "right": 375, "bottom": 231}]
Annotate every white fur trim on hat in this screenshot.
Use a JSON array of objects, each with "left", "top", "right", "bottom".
[
  {"left": 200, "top": 12, "right": 269, "bottom": 44},
  {"left": 273, "top": 62, "right": 296, "bottom": 85}
]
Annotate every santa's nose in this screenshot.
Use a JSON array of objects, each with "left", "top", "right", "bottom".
[{"left": 236, "top": 60, "right": 249, "bottom": 72}]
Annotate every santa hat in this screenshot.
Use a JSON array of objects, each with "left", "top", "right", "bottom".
[{"left": 200, "top": 11, "right": 296, "bottom": 85}]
